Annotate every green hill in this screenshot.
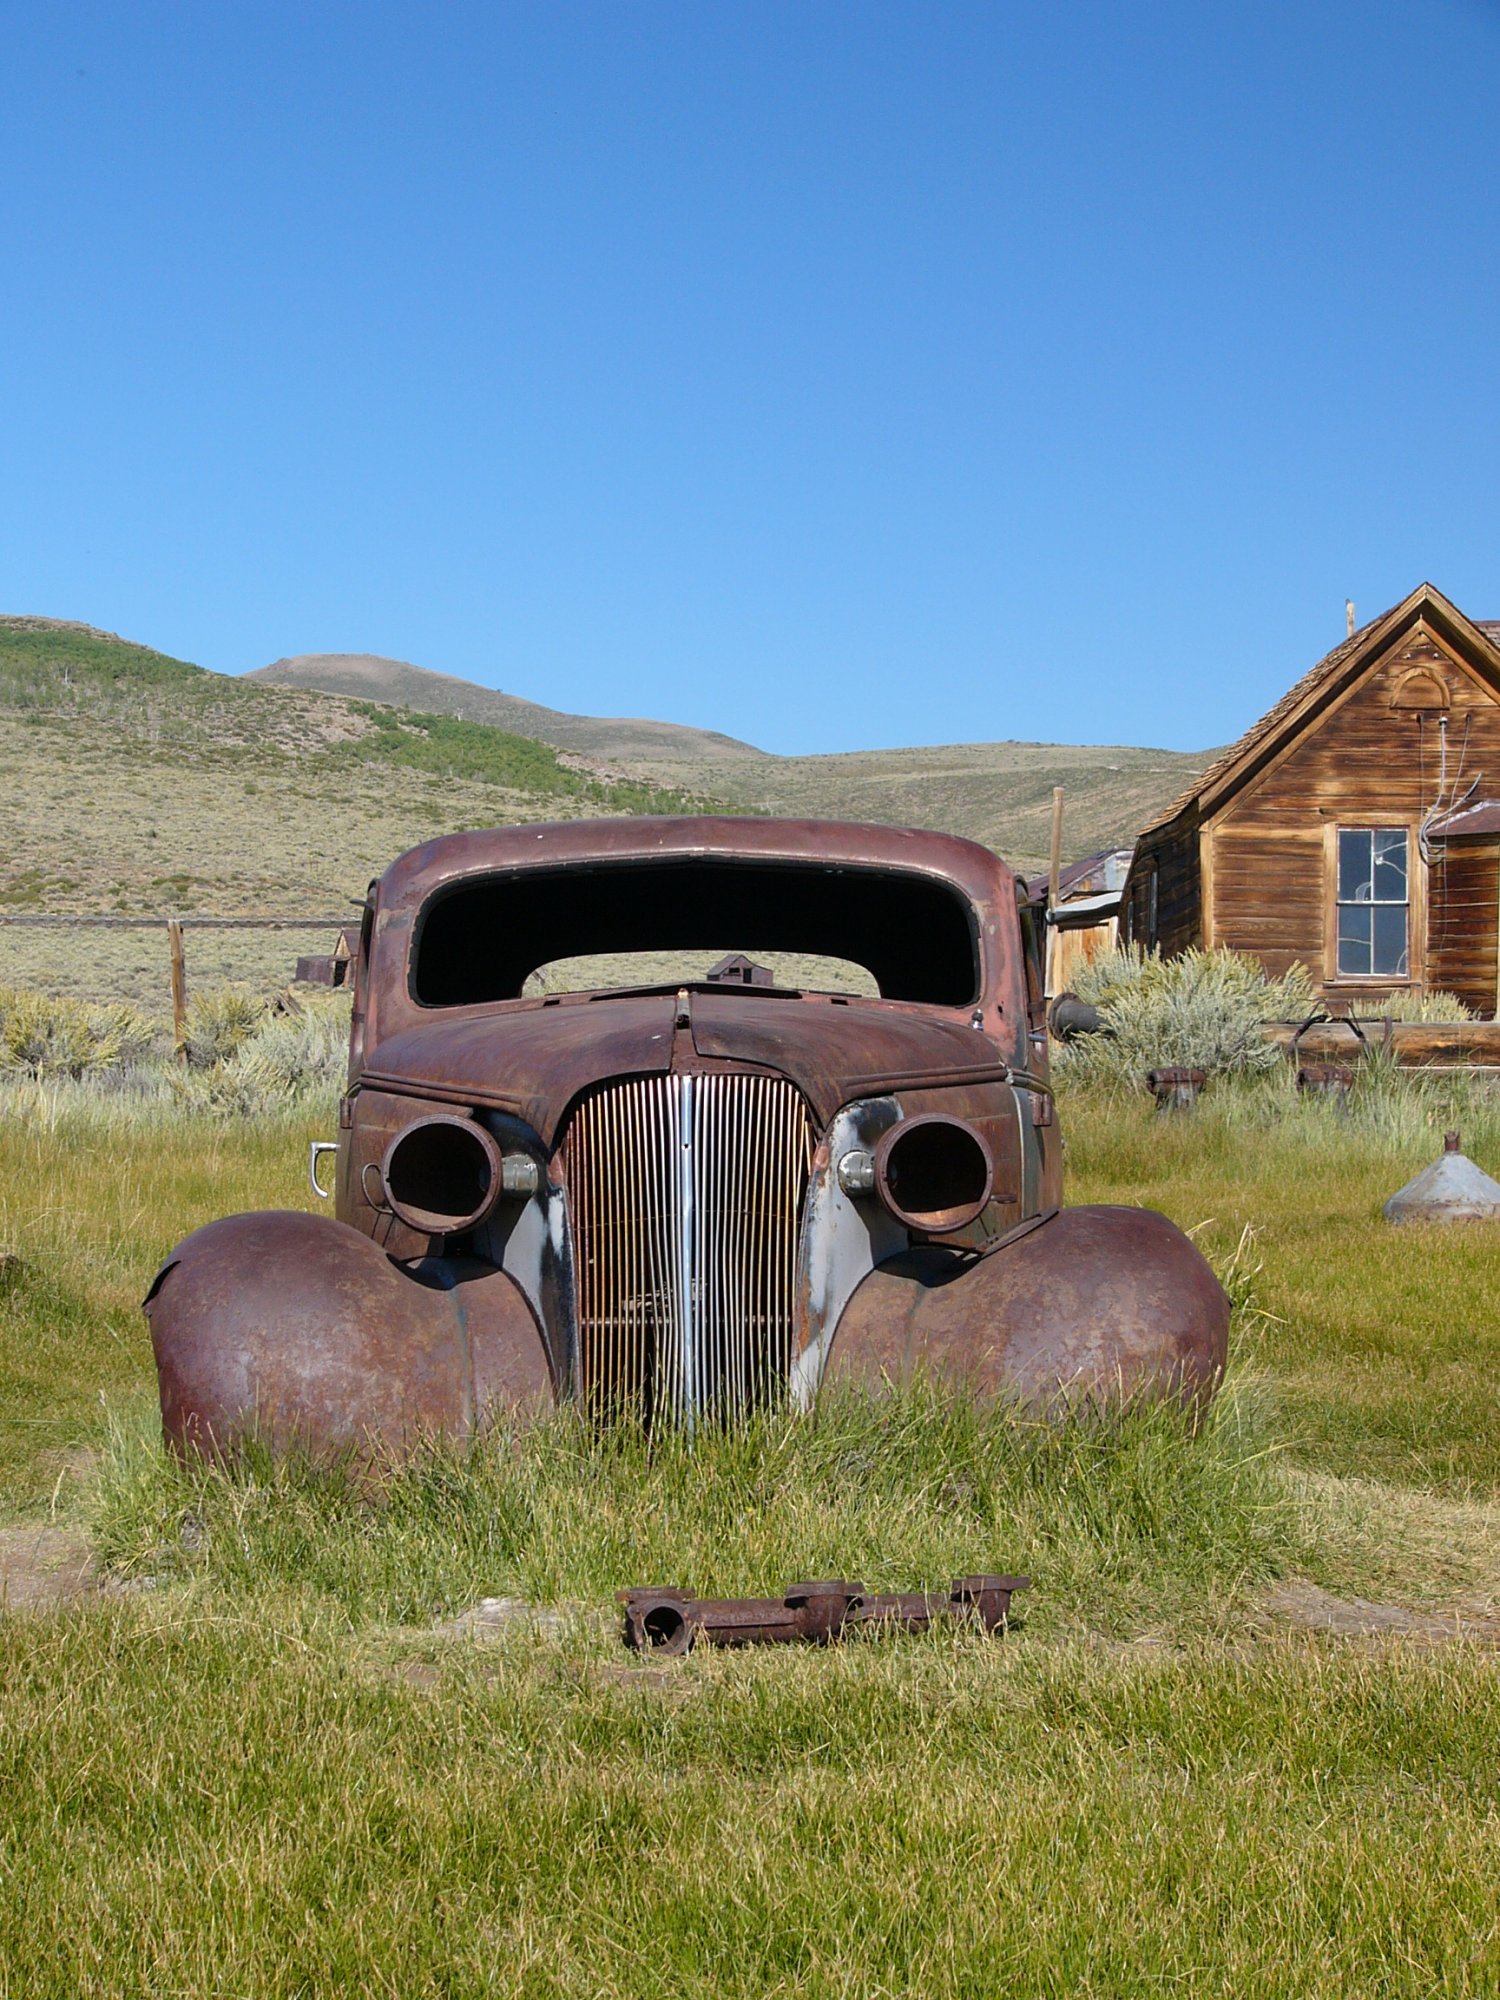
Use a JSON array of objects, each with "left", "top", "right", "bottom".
[
  {"left": 0, "top": 619, "right": 719, "bottom": 1005},
  {"left": 0, "top": 616, "right": 1212, "bottom": 1007}
]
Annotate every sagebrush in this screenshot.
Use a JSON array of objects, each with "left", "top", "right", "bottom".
[{"left": 1060, "top": 946, "right": 1316, "bottom": 1083}]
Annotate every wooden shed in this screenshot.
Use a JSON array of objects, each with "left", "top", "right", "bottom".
[
  {"left": 1025, "top": 850, "right": 1132, "bottom": 996},
  {"left": 1123, "top": 584, "right": 1500, "bottom": 1018}
]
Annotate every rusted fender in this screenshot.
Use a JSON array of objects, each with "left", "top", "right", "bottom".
[
  {"left": 144, "top": 1211, "right": 554, "bottom": 1463},
  {"left": 824, "top": 1205, "right": 1228, "bottom": 1410}
]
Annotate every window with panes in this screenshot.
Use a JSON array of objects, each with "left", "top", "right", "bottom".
[{"left": 1336, "top": 829, "right": 1409, "bottom": 978}]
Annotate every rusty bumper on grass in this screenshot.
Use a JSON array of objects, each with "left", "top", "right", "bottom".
[
  {"left": 619, "top": 1575, "right": 1029, "bottom": 1654},
  {"left": 143, "top": 1203, "right": 1227, "bottom": 1461},
  {"left": 144, "top": 1203, "right": 1227, "bottom": 1459}
]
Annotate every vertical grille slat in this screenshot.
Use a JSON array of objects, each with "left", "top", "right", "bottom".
[{"left": 563, "top": 1073, "right": 814, "bottom": 1424}]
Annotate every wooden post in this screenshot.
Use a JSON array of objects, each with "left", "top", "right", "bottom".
[
  {"left": 167, "top": 919, "right": 188, "bottom": 1063},
  {"left": 1045, "top": 786, "right": 1065, "bottom": 1001},
  {"left": 1048, "top": 786, "right": 1065, "bottom": 910}
]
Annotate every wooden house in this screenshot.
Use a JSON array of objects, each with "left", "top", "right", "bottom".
[{"left": 1124, "top": 584, "right": 1500, "bottom": 1018}]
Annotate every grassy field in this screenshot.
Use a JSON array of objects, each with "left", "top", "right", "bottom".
[{"left": 3, "top": 1073, "right": 1500, "bottom": 1994}]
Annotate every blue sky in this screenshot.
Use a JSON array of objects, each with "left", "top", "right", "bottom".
[{"left": 2, "top": 2, "right": 1497, "bottom": 755}]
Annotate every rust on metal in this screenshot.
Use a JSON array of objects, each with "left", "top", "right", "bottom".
[
  {"left": 824, "top": 1204, "right": 1228, "bottom": 1413},
  {"left": 1146, "top": 1065, "right": 1207, "bottom": 1112},
  {"left": 1296, "top": 1061, "right": 1354, "bottom": 1105},
  {"left": 145, "top": 815, "right": 1232, "bottom": 1462},
  {"left": 618, "top": 1574, "right": 1029, "bottom": 1654}
]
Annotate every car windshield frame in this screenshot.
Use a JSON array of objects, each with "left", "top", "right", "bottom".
[{"left": 408, "top": 854, "right": 983, "bottom": 1010}]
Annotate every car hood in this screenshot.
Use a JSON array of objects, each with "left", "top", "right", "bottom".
[{"left": 358, "top": 989, "right": 1014, "bottom": 1144}]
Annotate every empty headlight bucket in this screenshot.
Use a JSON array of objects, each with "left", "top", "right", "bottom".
[
  {"left": 380, "top": 1114, "right": 504, "bottom": 1235},
  {"left": 873, "top": 1114, "right": 994, "bottom": 1234}
]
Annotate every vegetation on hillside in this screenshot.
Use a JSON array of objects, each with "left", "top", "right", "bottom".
[
  {"left": 334, "top": 698, "right": 712, "bottom": 814},
  {"left": 0, "top": 620, "right": 726, "bottom": 1003}
]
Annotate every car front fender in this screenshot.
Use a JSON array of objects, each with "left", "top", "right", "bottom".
[
  {"left": 144, "top": 1210, "right": 554, "bottom": 1463},
  {"left": 822, "top": 1204, "right": 1228, "bottom": 1411}
]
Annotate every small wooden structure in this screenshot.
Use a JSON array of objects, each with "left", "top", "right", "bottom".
[
  {"left": 1027, "top": 850, "right": 1132, "bottom": 996},
  {"left": 1124, "top": 584, "right": 1500, "bottom": 1018},
  {"left": 295, "top": 927, "right": 360, "bottom": 989}
]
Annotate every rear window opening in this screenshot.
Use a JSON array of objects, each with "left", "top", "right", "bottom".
[
  {"left": 521, "top": 951, "right": 879, "bottom": 999},
  {"left": 412, "top": 858, "right": 980, "bottom": 1008}
]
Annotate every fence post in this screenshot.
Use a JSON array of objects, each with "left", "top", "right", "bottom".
[{"left": 167, "top": 919, "right": 188, "bottom": 1063}]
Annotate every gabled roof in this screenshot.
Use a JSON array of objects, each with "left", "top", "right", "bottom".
[{"left": 1139, "top": 584, "right": 1500, "bottom": 839}]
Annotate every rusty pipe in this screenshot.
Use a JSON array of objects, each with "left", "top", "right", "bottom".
[
  {"left": 1047, "top": 993, "right": 1105, "bottom": 1039},
  {"left": 618, "top": 1574, "right": 1028, "bottom": 1653}
]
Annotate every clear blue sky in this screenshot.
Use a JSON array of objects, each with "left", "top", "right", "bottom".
[{"left": 3, "top": 2, "right": 1497, "bottom": 755}]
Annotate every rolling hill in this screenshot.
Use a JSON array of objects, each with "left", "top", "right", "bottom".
[
  {"left": 252, "top": 649, "right": 1212, "bottom": 867},
  {"left": 1, "top": 616, "right": 1213, "bottom": 1006},
  {"left": 250, "top": 653, "right": 765, "bottom": 765}
]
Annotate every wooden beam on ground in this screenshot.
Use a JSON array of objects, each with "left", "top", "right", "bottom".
[{"left": 1264, "top": 1020, "right": 1500, "bottom": 1067}]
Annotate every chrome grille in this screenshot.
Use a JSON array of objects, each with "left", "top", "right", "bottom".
[{"left": 562, "top": 1074, "right": 814, "bottom": 1425}]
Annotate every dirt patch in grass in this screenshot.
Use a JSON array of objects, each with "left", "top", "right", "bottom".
[
  {"left": 0, "top": 1523, "right": 97, "bottom": 1608},
  {"left": 1258, "top": 1578, "right": 1500, "bottom": 1646}
]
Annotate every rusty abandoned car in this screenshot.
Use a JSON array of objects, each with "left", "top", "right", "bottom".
[{"left": 145, "top": 818, "right": 1229, "bottom": 1459}]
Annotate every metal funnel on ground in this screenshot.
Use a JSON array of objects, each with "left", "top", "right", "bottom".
[{"left": 1383, "top": 1131, "right": 1500, "bottom": 1225}]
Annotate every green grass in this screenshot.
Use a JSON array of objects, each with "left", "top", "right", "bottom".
[
  {"left": 1062, "top": 1068, "right": 1500, "bottom": 1493},
  {"left": 5, "top": 1606, "right": 1500, "bottom": 1998},
  {"left": 94, "top": 1387, "right": 1292, "bottom": 1638},
  {"left": 6, "top": 1078, "right": 1500, "bottom": 1993},
  {"left": 330, "top": 700, "right": 714, "bottom": 812}
]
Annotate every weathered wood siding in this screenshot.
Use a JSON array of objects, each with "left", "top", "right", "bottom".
[
  {"left": 1215, "top": 627, "right": 1500, "bottom": 834},
  {"left": 1048, "top": 917, "right": 1119, "bottom": 995},
  {"left": 1427, "top": 845, "right": 1499, "bottom": 1016},
  {"left": 1207, "top": 825, "right": 1324, "bottom": 981},
  {"left": 1206, "top": 619, "right": 1500, "bottom": 1013},
  {"left": 1125, "top": 817, "right": 1201, "bottom": 957}
]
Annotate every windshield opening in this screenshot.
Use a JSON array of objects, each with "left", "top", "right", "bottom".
[{"left": 411, "top": 858, "right": 980, "bottom": 1007}]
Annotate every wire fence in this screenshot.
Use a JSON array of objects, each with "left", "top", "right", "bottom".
[{"left": 0, "top": 914, "right": 357, "bottom": 1013}]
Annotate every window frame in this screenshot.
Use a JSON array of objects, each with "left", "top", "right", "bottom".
[{"left": 1324, "top": 819, "right": 1423, "bottom": 989}]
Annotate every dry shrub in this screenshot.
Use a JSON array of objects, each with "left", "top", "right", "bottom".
[
  {"left": 183, "top": 986, "right": 269, "bottom": 1067},
  {"left": 174, "top": 994, "right": 349, "bottom": 1116},
  {"left": 0, "top": 986, "right": 156, "bottom": 1080},
  {"left": 1060, "top": 947, "right": 1317, "bottom": 1084},
  {"left": 1355, "top": 987, "right": 1475, "bottom": 1023}
]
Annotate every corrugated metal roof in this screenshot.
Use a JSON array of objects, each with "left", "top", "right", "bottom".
[{"left": 1427, "top": 800, "right": 1500, "bottom": 840}]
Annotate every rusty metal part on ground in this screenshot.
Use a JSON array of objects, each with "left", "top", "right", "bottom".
[
  {"left": 145, "top": 817, "right": 1230, "bottom": 1462},
  {"left": 1147, "top": 1065, "right": 1206, "bottom": 1111},
  {"left": 1295, "top": 1061, "right": 1354, "bottom": 1105},
  {"left": 618, "top": 1574, "right": 1030, "bottom": 1654}
]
